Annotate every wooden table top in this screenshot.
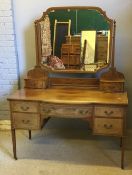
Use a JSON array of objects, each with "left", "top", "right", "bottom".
[{"left": 7, "top": 88, "right": 128, "bottom": 105}]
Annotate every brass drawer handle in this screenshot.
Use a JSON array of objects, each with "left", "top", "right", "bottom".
[
  {"left": 20, "top": 106, "right": 29, "bottom": 111},
  {"left": 42, "top": 109, "right": 51, "bottom": 113},
  {"left": 79, "top": 110, "right": 83, "bottom": 114},
  {"left": 85, "top": 110, "right": 89, "bottom": 114},
  {"left": 79, "top": 110, "right": 89, "bottom": 115},
  {"left": 104, "top": 110, "right": 114, "bottom": 116},
  {"left": 22, "top": 120, "right": 30, "bottom": 124},
  {"left": 104, "top": 124, "right": 113, "bottom": 129}
]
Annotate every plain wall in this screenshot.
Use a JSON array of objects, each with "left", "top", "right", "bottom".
[{"left": 13, "top": 0, "right": 132, "bottom": 128}]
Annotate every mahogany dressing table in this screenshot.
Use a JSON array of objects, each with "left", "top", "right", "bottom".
[{"left": 7, "top": 7, "right": 128, "bottom": 169}]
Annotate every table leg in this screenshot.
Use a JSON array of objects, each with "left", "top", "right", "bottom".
[
  {"left": 11, "top": 129, "right": 17, "bottom": 160},
  {"left": 120, "top": 137, "right": 122, "bottom": 147},
  {"left": 121, "top": 137, "right": 125, "bottom": 169},
  {"left": 29, "top": 130, "right": 31, "bottom": 140}
]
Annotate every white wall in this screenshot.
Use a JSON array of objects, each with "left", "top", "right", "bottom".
[
  {"left": 0, "top": 0, "right": 18, "bottom": 119},
  {"left": 13, "top": 0, "right": 132, "bottom": 128}
]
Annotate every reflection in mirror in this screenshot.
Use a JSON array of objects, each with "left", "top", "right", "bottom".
[
  {"left": 80, "top": 30, "right": 110, "bottom": 71},
  {"left": 81, "top": 31, "right": 96, "bottom": 71},
  {"left": 40, "top": 8, "right": 112, "bottom": 72},
  {"left": 53, "top": 20, "right": 71, "bottom": 56},
  {"left": 40, "top": 15, "right": 52, "bottom": 64}
]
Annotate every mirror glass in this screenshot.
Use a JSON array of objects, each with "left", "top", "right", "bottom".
[{"left": 40, "top": 7, "right": 111, "bottom": 72}]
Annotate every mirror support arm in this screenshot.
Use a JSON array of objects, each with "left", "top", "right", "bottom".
[
  {"left": 35, "top": 22, "right": 42, "bottom": 67},
  {"left": 111, "top": 20, "right": 116, "bottom": 69}
]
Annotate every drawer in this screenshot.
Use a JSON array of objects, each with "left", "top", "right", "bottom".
[
  {"left": 97, "top": 36, "right": 108, "bottom": 41},
  {"left": 100, "top": 82, "right": 124, "bottom": 92},
  {"left": 93, "top": 118, "right": 123, "bottom": 136},
  {"left": 11, "top": 101, "right": 38, "bottom": 113},
  {"left": 61, "top": 45, "right": 69, "bottom": 54},
  {"left": 12, "top": 113, "right": 40, "bottom": 129},
  {"left": 97, "top": 45, "right": 108, "bottom": 51},
  {"left": 97, "top": 51, "right": 107, "bottom": 57},
  {"left": 41, "top": 104, "right": 93, "bottom": 118},
  {"left": 69, "top": 55, "right": 80, "bottom": 65},
  {"left": 94, "top": 106, "right": 124, "bottom": 118},
  {"left": 25, "top": 79, "right": 47, "bottom": 89},
  {"left": 70, "top": 45, "right": 80, "bottom": 54},
  {"left": 61, "top": 55, "right": 69, "bottom": 65},
  {"left": 66, "top": 36, "right": 80, "bottom": 43}
]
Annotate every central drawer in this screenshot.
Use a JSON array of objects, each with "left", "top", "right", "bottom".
[
  {"left": 41, "top": 104, "right": 93, "bottom": 118},
  {"left": 12, "top": 113, "right": 40, "bottom": 129}
]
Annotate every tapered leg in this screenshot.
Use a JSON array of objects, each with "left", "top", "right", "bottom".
[
  {"left": 120, "top": 137, "right": 122, "bottom": 147},
  {"left": 11, "top": 129, "right": 17, "bottom": 160},
  {"left": 28, "top": 130, "right": 31, "bottom": 140},
  {"left": 121, "top": 137, "right": 125, "bottom": 169}
]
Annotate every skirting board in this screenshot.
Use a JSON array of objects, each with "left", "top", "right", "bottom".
[{"left": 0, "top": 120, "right": 11, "bottom": 131}]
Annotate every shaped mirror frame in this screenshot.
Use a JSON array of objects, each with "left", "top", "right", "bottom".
[{"left": 34, "top": 6, "right": 114, "bottom": 73}]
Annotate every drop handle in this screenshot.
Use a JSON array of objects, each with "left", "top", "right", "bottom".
[
  {"left": 79, "top": 110, "right": 83, "bottom": 114},
  {"left": 42, "top": 109, "right": 51, "bottom": 113},
  {"left": 20, "top": 106, "right": 29, "bottom": 111},
  {"left": 22, "top": 120, "right": 30, "bottom": 124},
  {"left": 104, "top": 110, "right": 114, "bottom": 116},
  {"left": 79, "top": 110, "right": 89, "bottom": 115},
  {"left": 104, "top": 124, "right": 113, "bottom": 129}
]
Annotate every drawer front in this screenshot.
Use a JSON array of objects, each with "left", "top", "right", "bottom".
[
  {"left": 100, "top": 82, "right": 124, "bottom": 92},
  {"left": 41, "top": 104, "right": 93, "bottom": 118},
  {"left": 61, "top": 55, "right": 69, "bottom": 65},
  {"left": 70, "top": 45, "right": 80, "bottom": 54},
  {"left": 69, "top": 55, "right": 80, "bottom": 65},
  {"left": 12, "top": 113, "right": 40, "bottom": 129},
  {"left": 11, "top": 101, "right": 38, "bottom": 113},
  {"left": 25, "top": 79, "right": 46, "bottom": 89},
  {"left": 61, "top": 45, "right": 69, "bottom": 54},
  {"left": 93, "top": 118, "right": 123, "bottom": 135},
  {"left": 95, "top": 106, "right": 124, "bottom": 118}
]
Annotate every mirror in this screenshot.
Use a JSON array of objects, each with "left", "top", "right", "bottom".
[{"left": 35, "top": 7, "right": 113, "bottom": 73}]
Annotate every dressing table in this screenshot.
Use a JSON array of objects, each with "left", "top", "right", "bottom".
[{"left": 7, "top": 7, "right": 128, "bottom": 169}]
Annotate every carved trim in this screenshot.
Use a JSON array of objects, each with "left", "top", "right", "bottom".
[{"left": 35, "top": 6, "right": 113, "bottom": 24}]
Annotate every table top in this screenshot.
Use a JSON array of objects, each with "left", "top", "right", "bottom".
[{"left": 7, "top": 88, "right": 128, "bottom": 106}]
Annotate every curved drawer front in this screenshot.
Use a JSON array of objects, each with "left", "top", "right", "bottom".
[
  {"left": 93, "top": 118, "right": 123, "bottom": 136},
  {"left": 12, "top": 113, "right": 40, "bottom": 129},
  {"left": 41, "top": 104, "right": 93, "bottom": 118},
  {"left": 95, "top": 106, "right": 124, "bottom": 118},
  {"left": 11, "top": 101, "right": 38, "bottom": 113}
]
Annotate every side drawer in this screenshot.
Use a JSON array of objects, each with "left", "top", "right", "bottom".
[
  {"left": 12, "top": 113, "right": 40, "bottom": 129},
  {"left": 41, "top": 104, "right": 93, "bottom": 118},
  {"left": 100, "top": 82, "right": 124, "bottom": 92},
  {"left": 93, "top": 118, "right": 123, "bottom": 136},
  {"left": 94, "top": 106, "right": 124, "bottom": 118},
  {"left": 11, "top": 101, "right": 38, "bottom": 113}
]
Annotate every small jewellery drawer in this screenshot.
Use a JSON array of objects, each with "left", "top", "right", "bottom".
[
  {"left": 94, "top": 106, "right": 124, "bottom": 118},
  {"left": 41, "top": 104, "right": 93, "bottom": 118},
  {"left": 12, "top": 113, "right": 40, "bottom": 129},
  {"left": 11, "top": 101, "right": 38, "bottom": 113},
  {"left": 93, "top": 118, "right": 123, "bottom": 136}
]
